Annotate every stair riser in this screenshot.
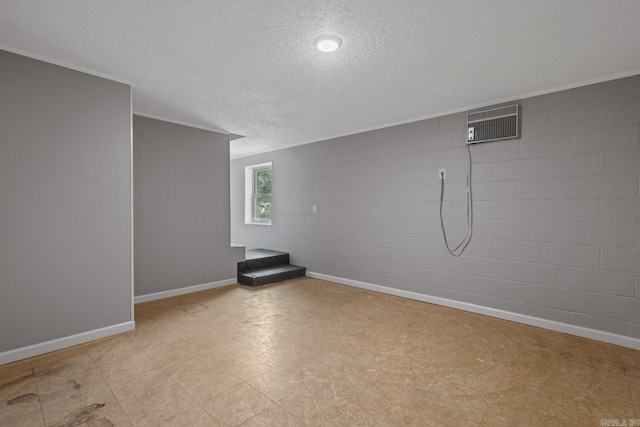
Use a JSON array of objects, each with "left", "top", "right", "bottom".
[
  {"left": 239, "top": 267, "right": 306, "bottom": 287},
  {"left": 237, "top": 261, "right": 250, "bottom": 273},
  {"left": 240, "top": 253, "right": 290, "bottom": 272}
]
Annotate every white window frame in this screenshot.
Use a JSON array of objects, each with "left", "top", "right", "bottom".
[{"left": 244, "top": 162, "right": 272, "bottom": 225}]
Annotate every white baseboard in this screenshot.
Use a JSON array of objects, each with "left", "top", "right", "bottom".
[
  {"left": 0, "top": 321, "right": 135, "bottom": 366},
  {"left": 134, "top": 278, "right": 237, "bottom": 304},
  {"left": 306, "top": 271, "right": 640, "bottom": 351}
]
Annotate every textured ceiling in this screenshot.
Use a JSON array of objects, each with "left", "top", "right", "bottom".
[{"left": 2, "top": 1, "right": 640, "bottom": 158}]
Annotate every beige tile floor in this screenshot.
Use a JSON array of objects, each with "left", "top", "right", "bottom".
[{"left": 1, "top": 277, "right": 639, "bottom": 426}]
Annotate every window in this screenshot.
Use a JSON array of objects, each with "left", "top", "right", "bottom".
[
  {"left": 253, "top": 167, "right": 272, "bottom": 222},
  {"left": 245, "top": 162, "right": 272, "bottom": 225}
]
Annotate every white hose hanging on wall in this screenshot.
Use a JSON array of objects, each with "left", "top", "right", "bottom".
[
  {"left": 439, "top": 103, "right": 519, "bottom": 256},
  {"left": 440, "top": 144, "right": 473, "bottom": 257}
]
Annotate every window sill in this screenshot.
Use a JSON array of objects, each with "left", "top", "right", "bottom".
[{"left": 245, "top": 222, "right": 272, "bottom": 226}]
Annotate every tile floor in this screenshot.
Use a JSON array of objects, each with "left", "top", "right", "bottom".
[{"left": 1, "top": 277, "right": 639, "bottom": 426}]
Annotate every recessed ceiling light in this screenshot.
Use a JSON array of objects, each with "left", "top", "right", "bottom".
[{"left": 314, "top": 35, "right": 342, "bottom": 53}]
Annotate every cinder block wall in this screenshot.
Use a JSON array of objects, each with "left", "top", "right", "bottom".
[
  {"left": 231, "top": 75, "right": 640, "bottom": 342},
  {"left": 0, "top": 50, "right": 132, "bottom": 355},
  {"left": 134, "top": 115, "right": 240, "bottom": 297}
]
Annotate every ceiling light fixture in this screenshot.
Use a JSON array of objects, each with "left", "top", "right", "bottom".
[{"left": 314, "top": 35, "right": 342, "bottom": 53}]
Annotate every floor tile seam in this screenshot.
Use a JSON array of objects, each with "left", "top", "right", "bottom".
[
  {"left": 103, "top": 364, "right": 178, "bottom": 399},
  {"left": 30, "top": 365, "right": 46, "bottom": 427},
  {"left": 95, "top": 359, "right": 138, "bottom": 426},
  {"left": 237, "top": 380, "right": 280, "bottom": 424},
  {"left": 102, "top": 386, "right": 137, "bottom": 426},
  {"left": 0, "top": 366, "right": 36, "bottom": 397},
  {"left": 37, "top": 376, "right": 115, "bottom": 413},
  {"left": 620, "top": 375, "right": 638, "bottom": 416},
  {"left": 119, "top": 380, "right": 205, "bottom": 426},
  {"left": 39, "top": 407, "right": 46, "bottom": 427},
  {"left": 32, "top": 349, "right": 97, "bottom": 375},
  {"left": 0, "top": 361, "right": 37, "bottom": 382},
  {"left": 621, "top": 353, "right": 640, "bottom": 380},
  {"left": 155, "top": 361, "right": 221, "bottom": 422},
  {"left": 560, "top": 356, "right": 579, "bottom": 405},
  {"left": 0, "top": 399, "right": 44, "bottom": 425},
  {"left": 194, "top": 380, "right": 269, "bottom": 425},
  {"left": 235, "top": 400, "right": 279, "bottom": 426},
  {"left": 242, "top": 378, "right": 278, "bottom": 402}
]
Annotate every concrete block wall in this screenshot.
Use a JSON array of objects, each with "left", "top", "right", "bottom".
[
  {"left": 0, "top": 50, "right": 132, "bottom": 360},
  {"left": 134, "top": 116, "right": 240, "bottom": 298},
  {"left": 231, "top": 75, "right": 640, "bottom": 343}
]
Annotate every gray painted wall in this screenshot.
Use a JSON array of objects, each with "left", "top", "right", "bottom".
[
  {"left": 134, "top": 115, "right": 239, "bottom": 297},
  {"left": 0, "top": 50, "right": 132, "bottom": 352},
  {"left": 231, "top": 75, "right": 640, "bottom": 339}
]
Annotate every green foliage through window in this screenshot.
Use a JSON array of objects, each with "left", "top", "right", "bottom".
[
  {"left": 256, "top": 169, "right": 271, "bottom": 193},
  {"left": 254, "top": 167, "right": 272, "bottom": 222}
]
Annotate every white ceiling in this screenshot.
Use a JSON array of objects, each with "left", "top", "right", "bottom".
[{"left": 2, "top": 1, "right": 640, "bottom": 158}]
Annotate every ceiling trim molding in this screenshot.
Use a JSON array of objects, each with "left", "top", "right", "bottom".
[
  {"left": 0, "top": 44, "right": 137, "bottom": 86},
  {"left": 231, "top": 68, "right": 640, "bottom": 160},
  {"left": 133, "top": 111, "right": 229, "bottom": 135}
]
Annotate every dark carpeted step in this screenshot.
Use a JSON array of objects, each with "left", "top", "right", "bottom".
[
  {"left": 237, "top": 248, "right": 290, "bottom": 273},
  {"left": 238, "top": 264, "right": 306, "bottom": 287}
]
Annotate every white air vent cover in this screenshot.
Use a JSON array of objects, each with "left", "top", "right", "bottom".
[{"left": 467, "top": 104, "right": 519, "bottom": 144}]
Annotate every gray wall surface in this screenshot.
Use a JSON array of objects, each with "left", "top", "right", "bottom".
[
  {"left": 134, "top": 115, "right": 239, "bottom": 297},
  {"left": 0, "top": 50, "right": 132, "bottom": 352},
  {"left": 231, "top": 75, "right": 640, "bottom": 339}
]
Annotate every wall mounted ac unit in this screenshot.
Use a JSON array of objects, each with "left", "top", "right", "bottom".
[{"left": 467, "top": 104, "right": 520, "bottom": 144}]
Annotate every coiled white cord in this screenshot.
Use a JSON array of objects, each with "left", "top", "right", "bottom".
[{"left": 439, "top": 143, "right": 473, "bottom": 257}]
